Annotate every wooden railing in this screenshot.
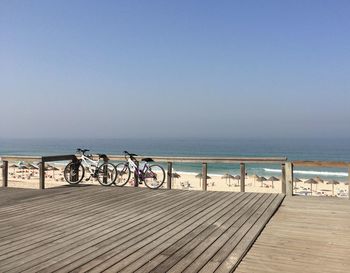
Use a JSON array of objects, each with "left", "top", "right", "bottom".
[
  {"left": 1, "top": 154, "right": 350, "bottom": 199},
  {"left": 290, "top": 161, "right": 350, "bottom": 199},
  {"left": 1, "top": 155, "right": 77, "bottom": 189}
]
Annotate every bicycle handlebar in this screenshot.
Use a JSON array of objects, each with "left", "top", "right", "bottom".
[
  {"left": 123, "top": 151, "right": 138, "bottom": 161},
  {"left": 76, "top": 148, "right": 90, "bottom": 155}
]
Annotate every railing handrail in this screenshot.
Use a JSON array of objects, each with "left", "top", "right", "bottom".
[
  {"left": 292, "top": 160, "right": 350, "bottom": 168},
  {"left": 105, "top": 155, "right": 288, "bottom": 164}
]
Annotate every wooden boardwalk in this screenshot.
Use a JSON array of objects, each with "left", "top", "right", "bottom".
[
  {"left": 236, "top": 196, "right": 350, "bottom": 273},
  {"left": 0, "top": 186, "right": 283, "bottom": 273}
]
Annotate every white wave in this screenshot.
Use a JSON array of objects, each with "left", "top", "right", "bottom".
[{"left": 264, "top": 168, "right": 348, "bottom": 177}]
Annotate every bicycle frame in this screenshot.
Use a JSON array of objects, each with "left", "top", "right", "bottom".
[
  {"left": 126, "top": 158, "right": 150, "bottom": 180},
  {"left": 80, "top": 154, "right": 100, "bottom": 176}
]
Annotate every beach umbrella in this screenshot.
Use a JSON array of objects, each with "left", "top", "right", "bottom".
[
  {"left": 171, "top": 172, "right": 180, "bottom": 185},
  {"left": 315, "top": 177, "right": 324, "bottom": 183},
  {"left": 304, "top": 178, "right": 319, "bottom": 195},
  {"left": 326, "top": 180, "right": 340, "bottom": 196},
  {"left": 171, "top": 172, "right": 180, "bottom": 178},
  {"left": 234, "top": 175, "right": 241, "bottom": 187},
  {"left": 196, "top": 173, "right": 211, "bottom": 186},
  {"left": 9, "top": 164, "right": 18, "bottom": 174},
  {"left": 257, "top": 176, "right": 267, "bottom": 187},
  {"left": 221, "top": 173, "right": 235, "bottom": 187},
  {"left": 25, "top": 163, "right": 37, "bottom": 175},
  {"left": 251, "top": 174, "right": 259, "bottom": 187},
  {"left": 293, "top": 177, "right": 302, "bottom": 185},
  {"left": 47, "top": 164, "right": 60, "bottom": 178},
  {"left": 268, "top": 176, "right": 279, "bottom": 189}
]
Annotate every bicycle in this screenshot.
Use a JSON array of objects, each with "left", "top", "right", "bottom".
[
  {"left": 64, "top": 148, "right": 117, "bottom": 186},
  {"left": 114, "top": 151, "right": 165, "bottom": 189}
]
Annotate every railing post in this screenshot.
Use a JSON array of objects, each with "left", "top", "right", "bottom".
[
  {"left": 167, "top": 162, "right": 172, "bottom": 189},
  {"left": 71, "top": 156, "right": 79, "bottom": 183},
  {"left": 240, "top": 163, "right": 245, "bottom": 192},
  {"left": 2, "top": 161, "right": 8, "bottom": 187},
  {"left": 39, "top": 160, "right": 45, "bottom": 190},
  {"left": 202, "top": 163, "right": 207, "bottom": 191},
  {"left": 134, "top": 162, "right": 139, "bottom": 187},
  {"left": 281, "top": 163, "right": 286, "bottom": 194},
  {"left": 348, "top": 166, "right": 350, "bottom": 200},
  {"left": 103, "top": 156, "right": 108, "bottom": 185},
  {"left": 285, "top": 162, "right": 293, "bottom": 196}
]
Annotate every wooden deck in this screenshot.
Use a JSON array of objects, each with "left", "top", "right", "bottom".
[
  {"left": 0, "top": 186, "right": 283, "bottom": 273},
  {"left": 236, "top": 196, "right": 350, "bottom": 273}
]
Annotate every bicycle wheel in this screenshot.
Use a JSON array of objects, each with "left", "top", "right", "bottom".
[
  {"left": 144, "top": 164, "right": 165, "bottom": 189},
  {"left": 64, "top": 162, "right": 85, "bottom": 184},
  {"left": 97, "top": 163, "right": 117, "bottom": 186},
  {"left": 114, "top": 163, "right": 131, "bottom": 186}
]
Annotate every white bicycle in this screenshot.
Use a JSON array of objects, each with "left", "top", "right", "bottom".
[{"left": 64, "top": 149, "right": 117, "bottom": 186}]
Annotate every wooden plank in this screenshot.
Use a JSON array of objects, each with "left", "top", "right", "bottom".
[
  {"left": 240, "top": 163, "right": 245, "bottom": 192},
  {"left": 0, "top": 187, "right": 286, "bottom": 273},
  {"left": 213, "top": 195, "right": 284, "bottom": 273},
  {"left": 0, "top": 188, "right": 169, "bottom": 241},
  {"left": 148, "top": 194, "right": 265, "bottom": 273},
  {"left": 88, "top": 192, "right": 239, "bottom": 273},
  {"left": 2, "top": 161, "right": 8, "bottom": 187},
  {"left": 167, "top": 162, "right": 172, "bottom": 189},
  {"left": 130, "top": 193, "right": 257, "bottom": 273},
  {"left": 235, "top": 196, "right": 350, "bottom": 273},
  {"left": 0, "top": 189, "right": 191, "bottom": 266},
  {"left": 2, "top": 187, "right": 197, "bottom": 270},
  {"left": 13, "top": 191, "right": 225, "bottom": 272},
  {"left": 202, "top": 163, "right": 207, "bottom": 191}
]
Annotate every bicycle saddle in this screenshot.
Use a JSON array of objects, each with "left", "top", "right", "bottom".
[
  {"left": 97, "top": 153, "right": 107, "bottom": 159},
  {"left": 141, "top": 158, "right": 154, "bottom": 162}
]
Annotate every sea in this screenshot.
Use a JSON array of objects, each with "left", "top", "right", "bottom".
[{"left": 0, "top": 138, "right": 349, "bottom": 181}]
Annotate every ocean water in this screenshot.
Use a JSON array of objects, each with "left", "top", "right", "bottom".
[{"left": 0, "top": 138, "right": 349, "bottom": 181}]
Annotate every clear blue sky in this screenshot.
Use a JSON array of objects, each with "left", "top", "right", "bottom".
[{"left": 1, "top": 0, "right": 349, "bottom": 138}]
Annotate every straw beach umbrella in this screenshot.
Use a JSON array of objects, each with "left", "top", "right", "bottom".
[
  {"left": 315, "top": 177, "right": 324, "bottom": 184},
  {"left": 305, "top": 178, "right": 318, "bottom": 195},
  {"left": 268, "top": 176, "right": 279, "bottom": 189},
  {"left": 9, "top": 164, "right": 18, "bottom": 174},
  {"left": 326, "top": 180, "right": 340, "bottom": 196},
  {"left": 47, "top": 165, "right": 59, "bottom": 178},
  {"left": 293, "top": 177, "right": 302, "bottom": 187},
  {"left": 195, "top": 173, "right": 211, "bottom": 186},
  {"left": 171, "top": 172, "right": 180, "bottom": 185},
  {"left": 221, "top": 173, "right": 235, "bottom": 187},
  {"left": 251, "top": 174, "right": 259, "bottom": 187},
  {"left": 257, "top": 176, "right": 267, "bottom": 187},
  {"left": 234, "top": 175, "right": 241, "bottom": 186}
]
